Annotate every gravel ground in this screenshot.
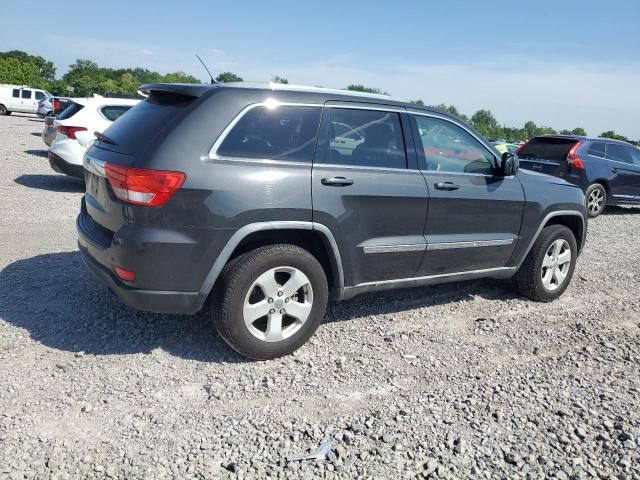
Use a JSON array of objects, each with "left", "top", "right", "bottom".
[{"left": 0, "top": 114, "right": 639, "bottom": 480}]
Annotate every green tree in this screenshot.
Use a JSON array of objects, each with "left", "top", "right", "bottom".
[
  {"left": 471, "top": 109, "right": 500, "bottom": 138},
  {"left": 0, "top": 57, "right": 42, "bottom": 86},
  {"left": 0, "top": 50, "right": 56, "bottom": 80},
  {"left": 410, "top": 99, "right": 425, "bottom": 106},
  {"left": 272, "top": 75, "right": 289, "bottom": 84},
  {"left": 571, "top": 127, "right": 587, "bottom": 136},
  {"left": 559, "top": 129, "right": 572, "bottom": 135},
  {"left": 345, "top": 84, "right": 385, "bottom": 94},
  {"left": 431, "top": 104, "right": 469, "bottom": 123},
  {"left": 599, "top": 131, "right": 629, "bottom": 142},
  {"left": 215, "top": 72, "right": 243, "bottom": 83}
]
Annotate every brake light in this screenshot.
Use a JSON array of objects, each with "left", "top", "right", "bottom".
[
  {"left": 53, "top": 98, "right": 60, "bottom": 113},
  {"left": 56, "top": 126, "right": 87, "bottom": 140},
  {"left": 567, "top": 140, "right": 586, "bottom": 169},
  {"left": 114, "top": 266, "right": 136, "bottom": 282},
  {"left": 105, "top": 163, "right": 186, "bottom": 207}
]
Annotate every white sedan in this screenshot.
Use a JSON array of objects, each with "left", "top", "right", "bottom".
[{"left": 49, "top": 96, "right": 140, "bottom": 178}]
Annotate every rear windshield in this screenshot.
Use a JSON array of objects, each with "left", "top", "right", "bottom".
[
  {"left": 57, "top": 102, "right": 84, "bottom": 120},
  {"left": 518, "top": 137, "right": 578, "bottom": 161},
  {"left": 98, "top": 93, "right": 195, "bottom": 154}
]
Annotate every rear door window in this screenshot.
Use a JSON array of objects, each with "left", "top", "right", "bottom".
[
  {"left": 217, "top": 105, "right": 322, "bottom": 163},
  {"left": 517, "top": 137, "right": 577, "bottom": 161},
  {"left": 315, "top": 108, "right": 407, "bottom": 169},
  {"left": 12, "top": 89, "right": 19, "bottom": 98},
  {"left": 100, "top": 105, "right": 132, "bottom": 122},
  {"left": 587, "top": 142, "right": 606, "bottom": 158},
  {"left": 606, "top": 144, "right": 633, "bottom": 164},
  {"left": 21, "top": 90, "right": 32, "bottom": 99}
]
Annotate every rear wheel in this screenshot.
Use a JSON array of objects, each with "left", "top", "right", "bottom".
[
  {"left": 0, "top": 104, "right": 7, "bottom": 115},
  {"left": 512, "top": 225, "right": 577, "bottom": 302},
  {"left": 212, "top": 244, "right": 328, "bottom": 360},
  {"left": 585, "top": 183, "right": 606, "bottom": 218}
]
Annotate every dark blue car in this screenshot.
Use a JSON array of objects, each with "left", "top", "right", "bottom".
[{"left": 518, "top": 136, "right": 640, "bottom": 217}]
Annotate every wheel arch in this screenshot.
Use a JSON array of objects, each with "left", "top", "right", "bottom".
[
  {"left": 198, "top": 222, "right": 344, "bottom": 302},
  {"left": 516, "top": 211, "right": 586, "bottom": 269}
]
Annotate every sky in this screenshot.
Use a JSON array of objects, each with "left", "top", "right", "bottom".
[{"left": 2, "top": 0, "right": 639, "bottom": 138}]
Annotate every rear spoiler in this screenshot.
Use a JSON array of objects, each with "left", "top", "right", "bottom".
[{"left": 139, "top": 83, "right": 217, "bottom": 98}]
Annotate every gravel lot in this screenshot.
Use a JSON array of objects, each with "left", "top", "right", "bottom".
[{"left": 0, "top": 114, "right": 639, "bottom": 479}]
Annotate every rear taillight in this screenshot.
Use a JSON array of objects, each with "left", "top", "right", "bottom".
[
  {"left": 567, "top": 140, "right": 586, "bottom": 169},
  {"left": 53, "top": 98, "right": 60, "bottom": 113},
  {"left": 105, "top": 163, "right": 186, "bottom": 207},
  {"left": 56, "top": 126, "right": 87, "bottom": 139}
]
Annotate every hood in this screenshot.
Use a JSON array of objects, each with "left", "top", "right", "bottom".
[{"left": 517, "top": 167, "right": 579, "bottom": 188}]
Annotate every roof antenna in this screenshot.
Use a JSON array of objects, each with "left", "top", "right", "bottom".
[{"left": 196, "top": 53, "right": 217, "bottom": 84}]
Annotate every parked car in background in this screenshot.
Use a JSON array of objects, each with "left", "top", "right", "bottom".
[
  {"left": 41, "top": 115, "right": 57, "bottom": 146},
  {"left": 77, "top": 82, "right": 587, "bottom": 360},
  {"left": 492, "top": 141, "right": 519, "bottom": 155},
  {"left": 518, "top": 135, "right": 640, "bottom": 217},
  {"left": 0, "top": 84, "right": 51, "bottom": 115},
  {"left": 37, "top": 96, "right": 72, "bottom": 118},
  {"left": 49, "top": 97, "right": 139, "bottom": 178}
]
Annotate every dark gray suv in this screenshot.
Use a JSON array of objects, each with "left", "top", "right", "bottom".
[{"left": 77, "top": 83, "right": 588, "bottom": 359}]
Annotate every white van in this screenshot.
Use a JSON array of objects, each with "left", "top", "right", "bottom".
[{"left": 0, "top": 84, "right": 51, "bottom": 115}]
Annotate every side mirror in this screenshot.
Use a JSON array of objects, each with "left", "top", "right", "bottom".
[{"left": 498, "top": 152, "right": 519, "bottom": 177}]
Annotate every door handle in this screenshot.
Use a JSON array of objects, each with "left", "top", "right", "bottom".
[
  {"left": 611, "top": 168, "right": 618, "bottom": 174},
  {"left": 434, "top": 181, "right": 460, "bottom": 191},
  {"left": 321, "top": 177, "right": 354, "bottom": 187}
]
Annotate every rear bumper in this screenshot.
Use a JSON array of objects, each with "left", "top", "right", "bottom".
[
  {"left": 76, "top": 205, "right": 212, "bottom": 315},
  {"left": 78, "top": 241, "right": 203, "bottom": 314},
  {"left": 49, "top": 151, "right": 84, "bottom": 178}
]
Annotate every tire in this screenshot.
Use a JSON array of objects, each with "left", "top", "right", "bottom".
[
  {"left": 212, "top": 244, "right": 329, "bottom": 360},
  {"left": 585, "top": 183, "right": 606, "bottom": 218},
  {"left": 0, "top": 104, "right": 6, "bottom": 115},
  {"left": 512, "top": 225, "right": 577, "bottom": 302}
]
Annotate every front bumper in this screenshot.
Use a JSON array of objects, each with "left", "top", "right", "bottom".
[
  {"left": 49, "top": 151, "right": 84, "bottom": 178},
  {"left": 76, "top": 207, "right": 207, "bottom": 315}
]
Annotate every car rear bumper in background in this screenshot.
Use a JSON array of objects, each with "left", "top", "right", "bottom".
[{"left": 49, "top": 152, "right": 85, "bottom": 178}]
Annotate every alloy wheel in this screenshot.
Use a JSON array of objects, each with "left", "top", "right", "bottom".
[
  {"left": 243, "top": 266, "right": 314, "bottom": 342},
  {"left": 541, "top": 239, "right": 572, "bottom": 292},
  {"left": 587, "top": 187, "right": 604, "bottom": 214}
]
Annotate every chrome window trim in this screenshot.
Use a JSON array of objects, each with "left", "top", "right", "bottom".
[
  {"left": 604, "top": 157, "right": 640, "bottom": 168},
  {"left": 207, "top": 101, "right": 323, "bottom": 162},
  {"left": 315, "top": 163, "right": 421, "bottom": 174},
  {"left": 324, "top": 104, "right": 406, "bottom": 114},
  {"left": 426, "top": 239, "right": 514, "bottom": 251}
]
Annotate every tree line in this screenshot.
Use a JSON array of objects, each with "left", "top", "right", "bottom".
[{"left": 0, "top": 50, "right": 635, "bottom": 144}]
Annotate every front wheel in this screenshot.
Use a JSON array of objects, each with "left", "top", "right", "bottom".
[
  {"left": 585, "top": 183, "right": 606, "bottom": 218},
  {"left": 212, "top": 244, "right": 328, "bottom": 360},
  {"left": 512, "top": 225, "right": 577, "bottom": 302},
  {"left": 0, "top": 104, "right": 7, "bottom": 115}
]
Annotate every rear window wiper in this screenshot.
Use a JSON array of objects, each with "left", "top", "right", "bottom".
[{"left": 94, "top": 131, "right": 118, "bottom": 146}]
